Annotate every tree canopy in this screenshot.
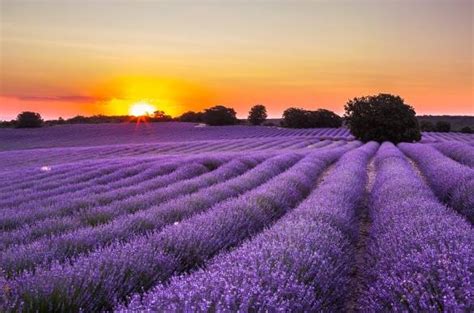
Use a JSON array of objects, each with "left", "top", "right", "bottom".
[
  {"left": 344, "top": 93, "right": 421, "bottom": 143},
  {"left": 248, "top": 105, "right": 267, "bottom": 125},
  {"left": 281, "top": 108, "right": 342, "bottom": 128},
  {"left": 203, "top": 106, "right": 238, "bottom": 126},
  {"left": 16, "top": 111, "right": 43, "bottom": 128}
]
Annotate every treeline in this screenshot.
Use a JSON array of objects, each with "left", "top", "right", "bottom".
[
  {"left": 3, "top": 94, "right": 472, "bottom": 143},
  {"left": 176, "top": 105, "right": 342, "bottom": 128},
  {"left": 1, "top": 105, "right": 343, "bottom": 129},
  {"left": 418, "top": 116, "right": 473, "bottom": 133},
  {"left": 0, "top": 112, "right": 173, "bottom": 128}
]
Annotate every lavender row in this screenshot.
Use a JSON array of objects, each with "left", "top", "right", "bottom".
[
  {"left": 0, "top": 142, "right": 186, "bottom": 171},
  {"left": 433, "top": 141, "right": 474, "bottom": 167},
  {"left": 0, "top": 158, "right": 121, "bottom": 194},
  {"left": 0, "top": 160, "right": 218, "bottom": 231},
  {"left": 0, "top": 155, "right": 210, "bottom": 211},
  {"left": 0, "top": 153, "right": 293, "bottom": 274},
  {"left": 0, "top": 161, "right": 180, "bottom": 248},
  {"left": 0, "top": 159, "right": 161, "bottom": 208},
  {"left": 399, "top": 143, "right": 474, "bottom": 223},
  {"left": 359, "top": 143, "right": 473, "bottom": 311},
  {"left": 422, "top": 131, "right": 474, "bottom": 144},
  {"left": 120, "top": 142, "right": 378, "bottom": 312},
  {"left": 2, "top": 144, "right": 357, "bottom": 312},
  {"left": 1, "top": 152, "right": 213, "bottom": 198},
  {"left": 0, "top": 123, "right": 354, "bottom": 151},
  {"left": 0, "top": 135, "right": 318, "bottom": 172},
  {"left": 0, "top": 155, "right": 263, "bottom": 257},
  {"left": 0, "top": 155, "right": 176, "bottom": 200}
]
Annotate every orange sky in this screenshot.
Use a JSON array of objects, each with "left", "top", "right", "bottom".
[{"left": 1, "top": 0, "right": 473, "bottom": 120}]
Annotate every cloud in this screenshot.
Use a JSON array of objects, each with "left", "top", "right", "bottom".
[{"left": 17, "top": 95, "right": 109, "bottom": 103}]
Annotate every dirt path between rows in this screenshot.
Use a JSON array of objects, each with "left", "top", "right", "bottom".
[{"left": 345, "top": 157, "right": 376, "bottom": 312}]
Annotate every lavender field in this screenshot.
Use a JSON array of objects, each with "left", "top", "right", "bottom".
[{"left": 0, "top": 123, "right": 473, "bottom": 312}]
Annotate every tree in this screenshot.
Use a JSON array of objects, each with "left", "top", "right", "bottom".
[
  {"left": 281, "top": 108, "right": 311, "bottom": 128},
  {"left": 461, "top": 126, "right": 473, "bottom": 134},
  {"left": 151, "top": 110, "right": 172, "bottom": 122},
  {"left": 16, "top": 111, "right": 43, "bottom": 128},
  {"left": 202, "top": 105, "right": 238, "bottom": 126},
  {"left": 435, "top": 121, "right": 451, "bottom": 132},
  {"left": 419, "top": 121, "right": 434, "bottom": 132},
  {"left": 248, "top": 104, "right": 267, "bottom": 125},
  {"left": 344, "top": 93, "right": 421, "bottom": 143},
  {"left": 307, "top": 109, "right": 342, "bottom": 128},
  {"left": 178, "top": 111, "right": 204, "bottom": 123},
  {"left": 281, "top": 108, "right": 342, "bottom": 128}
]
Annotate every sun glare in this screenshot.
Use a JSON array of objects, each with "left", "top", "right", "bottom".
[{"left": 129, "top": 102, "right": 156, "bottom": 117}]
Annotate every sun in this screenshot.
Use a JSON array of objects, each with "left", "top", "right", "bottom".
[{"left": 129, "top": 102, "right": 156, "bottom": 117}]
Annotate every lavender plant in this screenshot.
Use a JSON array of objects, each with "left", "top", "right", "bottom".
[
  {"left": 433, "top": 141, "right": 474, "bottom": 167},
  {"left": 2, "top": 143, "right": 358, "bottom": 312},
  {"left": 399, "top": 143, "right": 474, "bottom": 222},
  {"left": 360, "top": 142, "right": 473, "bottom": 311},
  {"left": 119, "top": 142, "right": 378, "bottom": 312}
]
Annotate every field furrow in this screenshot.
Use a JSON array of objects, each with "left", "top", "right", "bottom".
[
  {"left": 3, "top": 143, "right": 357, "bottom": 311},
  {"left": 0, "top": 155, "right": 264, "bottom": 252},
  {"left": 118, "top": 142, "right": 378, "bottom": 312},
  {"left": 433, "top": 141, "right": 474, "bottom": 167},
  {"left": 359, "top": 143, "right": 473, "bottom": 311},
  {"left": 399, "top": 143, "right": 474, "bottom": 223},
  {"left": 0, "top": 122, "right": 472, "bottom": 312},
  {"left": 0, "top": 160, "right": 219, "bottom": 231}
]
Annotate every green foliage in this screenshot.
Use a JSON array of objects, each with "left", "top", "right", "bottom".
[
  {"left": 281, "top": 108, "right": 342, "bottom": 128},
  {"left": 16, "top": 111, "right": 43, "bottom": 128},
  {"left": 203, "top": 106, "right": 238, "bottom": 126},
  {"left": 344, "top": 93, "right": 421, "bottom": 143}
]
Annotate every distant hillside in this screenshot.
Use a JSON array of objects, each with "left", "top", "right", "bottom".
[{"left": 417, "top": 115, "right": 474, "bottom": 131}]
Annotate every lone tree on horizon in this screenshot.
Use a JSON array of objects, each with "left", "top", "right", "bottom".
[
  {"left": 16, "top": 111, "right": 43, "bottom": 128},
  {"left": 344, "top": 93, "right": 421, "bottom": 143},
  {"left": 248, "top": 104, "right": 267, "bottom": 125}
]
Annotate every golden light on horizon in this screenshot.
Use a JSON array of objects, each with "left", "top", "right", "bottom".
[
  {"left": 129, "top": 102, "right": 156, "bottom": 117},
  {"left": 93, "top": 76, "right": 216, "bottom": 118}
]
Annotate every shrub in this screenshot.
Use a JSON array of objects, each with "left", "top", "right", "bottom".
[
  {"left": 202, "top": 106, "right": 238, "bottom": 126},
  {"left": 435, "top": 121, "right": 451, "bottom": 132},
  {"left": 16, "top": 111, "right": 43, "bottom": 128},
  {"left": 178, "top": 111, "right": 204, "bottom": 123},
  {"left": 344, "top": 93, "right": 421, "bottom": 143},
  {"left": 460, "top": 126, "right": 472, "bottom": 134},
  {"left": 281, "top": 108, "right": 342, "bottom": 128},
  {"left": 247, "top": 105, "right": 267, "bottom": 125},
  {"left": 419, "top": 121, "right": 434, "bottom": 132}
]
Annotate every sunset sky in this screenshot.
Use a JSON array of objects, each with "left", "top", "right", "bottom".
[{"left": 1, "top": 0, "right": 473, "bottom": 120}]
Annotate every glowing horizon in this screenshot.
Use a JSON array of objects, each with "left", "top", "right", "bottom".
[{"left": 1, "top": 0, "right": 472, "bottom": 120}]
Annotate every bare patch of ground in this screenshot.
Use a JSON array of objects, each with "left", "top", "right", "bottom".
[{"left": 345, "top": 157, "right": 376, "bottom": 312}]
